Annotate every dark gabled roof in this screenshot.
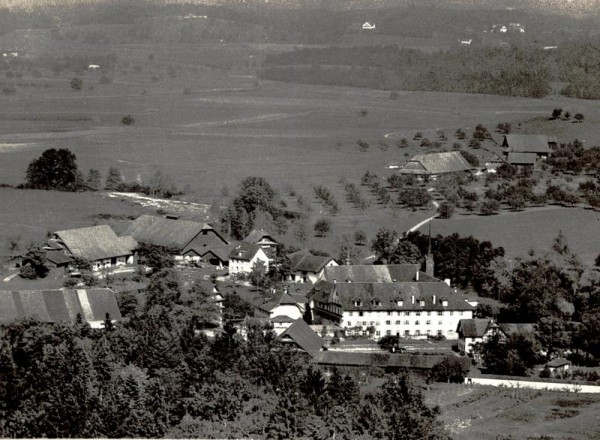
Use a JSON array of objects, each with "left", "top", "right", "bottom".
[
  {"left": 507, "top": 152, "right": 538, "bottom": 165},
  {"left": 503, "top": 135, "right": 550, "bottom": 154},
  {"left": 288, "top": 250, "right": 336, "bottom": 273},
  {"left": 322, "top": 264, "right": 422, "bottom": 283},
  {"left": 257, "top": 291, "right": 303, "bottom": 313},
  {"left": 400, "top": 151, "right": 473, "bottom": 175},
  {"left": 45, "top": 251, "right": 73, "bottom": 266},
  {"left": 123, "top": 215, "right": 212, "bottom": 251},
  {"left": 312, "top": 352, "right": 447, "bottom": 369},
  {"left": 279, "top": 319, "right": 324, "bottom": 353},
  {"left": 243, "top": 229, "right": 278, "bottom": 246},
  {"left": 0, "top": 288, "right": 122, "bottom": 324},
  {"left": 485, "top": 152, "right": 508, "bottom": 165},
  {"left": 498, "top": 323, "right": 536, "bottom": 337},
  {"left": 54, "top": 225, "right": 136, "bottom": 261},
  {"left": 183, "top": 245, "right": 233, "bottom": 262},
  {"left": 457, "top": 318, "right": 492, "bottom": 338},
  {"left": 309, "top": 281, "right": 475, "bottom": 312},
  {"left": 228, "top": 242, "right": 263, "bottom": 261}
]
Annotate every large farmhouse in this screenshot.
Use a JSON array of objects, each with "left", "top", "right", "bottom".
[
  {"left": 400, "top": 151, "right": 474, "bottom": 177},
  {"left": 0, "top": 288, "right": 123, "bottom": 328},
  {"left": 502, "top": 134, "right": 553, "bottom": 159},
  {"left": 48, "top": 225, "right": 137, "bottom": 271},
  {"left": 123, "top": 214, "right": 228, "bottom": 260},
  {"left": 308, "top": 280, "right": 475, "bottom": 339}
]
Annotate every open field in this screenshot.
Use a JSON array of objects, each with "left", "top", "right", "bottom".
[
  {"left": 1, "top": 39, "right": 600, "bottom": 258},
  {"left": 422, "top": 206, "right": 600, "bottom": 266},
  {"left": 427, "top": 383, "right": 600, "bottom": 440}
]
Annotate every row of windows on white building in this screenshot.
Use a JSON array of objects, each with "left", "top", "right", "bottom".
[{"left": 347, "top": 310, "right": 465, "bottom": 317}]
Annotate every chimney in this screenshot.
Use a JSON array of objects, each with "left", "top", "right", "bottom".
[
  {"left": 415, "top": 270, "right": 419, "bottom": 281},
  {"left": 433, "top": 295, "right": 436, "bottom": 304},
  {"left": 283, "top": 285, "right": 288, "bottom": 294},
  {"left": 333, "top": 279, "right": 337, "bottom": 284},
  {"left": 411, "top": 295, "right": 415, "bottom": 304}
]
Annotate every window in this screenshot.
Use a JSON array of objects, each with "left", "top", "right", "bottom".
[
  {"left": 405, "top": 311, "right": 410, "bottom": 316},
  {"left": 376, "top": 331, "right": 381, "bottom": 336},
  {"left": 415, "top": 320, "right": 420, "bottom": 325},
  {"left": 437, "top": 330, "right": 443, "bottom": 336},
  {"left": 427, "top": 311, "right": 431, "bottom": 316},
  {"left": 386, "top": 330, "right": 391, "bottom": 336},
  {"left": 349, "top": 312, "right": 353, "bottom": 316},
  {"left": 397, "top": 300, "right": 404, "bottom": 307},
  {"left": 426, "top": 329, "right": 431, "bottom": 335},
  {"left": 395, "top": 320, "right": 400, "bottom": 325},
  {"left": 372, "top": 298, "right": 381, "bottom": 306},
  {"left": 354, "top": 299, "right": 362, "bottom": 307},
  {"left": 450, "top": 311, "right": 454, "bottom": 316},
  {"left": 386, "top": 320, "right": 391, "bottom": 325},
  {"left": 359, "top": 311, "right": 364, "bottom": 317},
  {"left": 442, "top": 300, "right": 448, "bottom": 307},
  {"left": 415, "top": 312, "right": 421, "bottom": 316},
  {"left": 447, "top": 330, "right": 454, "bottom": 335},
  {"left": 387, "top": 311, "right": 392, "bottom": 316},
  {"left": 362, "top": 321, "right": 367, "bottom": 326},
  {"left": 404, "top": 320, "right": 409, "bottom": 325},
  {"left": 419, "top": 300, "right": 425, "bottom": 307},
  {"left": 397, "top": 311, "right": 402, "bottom": 316},
  {"left": 459, "top": 311, "right": 464, "bottom": 316},
  {"left": 416, "top": 330, "right": 421, "bottom": 336},
  {"left": 426, "top": 320, "right": 431, "bottom": 325},
  {"left": 404, "top": 330, "right": 410, "bottom": 336},
  {"left": 438, "top": 320, "right": 443, "bottom": 325},
  {"left": 438, "top": 311, "right": 443, "bottom": 316}
]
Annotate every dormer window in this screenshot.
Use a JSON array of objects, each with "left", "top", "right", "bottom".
[
  {"left": 397, "top": 299, "right": 403, "bottom": 307},
  {"left": 372, "top": 298, "right": 381, "bottom": 307},
  {"left": 353, "top": 299, "right": 362, "bottom": 307},
  {"left": 419, "top": 300, "right": 425, "bottom": 307},
  {"left": 442, "top": 300, "right": 448, "bottom": 307}
]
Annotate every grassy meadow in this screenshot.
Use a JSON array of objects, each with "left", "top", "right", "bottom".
[
  {"left": 1, "top": 37, "right": 600, "bottom": 259},
  {"left": 426, "top": 383, "right": 600, "bottom": 440},
  {"left": 422, "top": 207, "right": 600, "bottom": 266}
]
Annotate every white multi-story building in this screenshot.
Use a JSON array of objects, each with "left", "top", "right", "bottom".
[{"left": 308, "top": 281, "right": 475, "bottom": 340}]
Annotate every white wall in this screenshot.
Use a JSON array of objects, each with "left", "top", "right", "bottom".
[{"left": 341, "top": 309, "right": 473, "bottom": 340}]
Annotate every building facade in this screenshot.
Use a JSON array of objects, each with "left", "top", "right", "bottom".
[{"left": 309, "top": 281, "right": 475, "bottom": 340}]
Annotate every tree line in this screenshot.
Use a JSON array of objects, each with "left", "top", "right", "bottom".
[
  {"left": 22, "top": 148, "right": 182, "bottom": 198},
  {"left": 260, "top": 43, "right": 600, "bottom": 99}
]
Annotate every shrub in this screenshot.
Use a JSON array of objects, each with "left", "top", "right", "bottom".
[
  {"left": 70, "top": 77, "right": 83, "bottom": 91},
  {"left": 121, "top": 114, "right": 135, "bottom": 125}
]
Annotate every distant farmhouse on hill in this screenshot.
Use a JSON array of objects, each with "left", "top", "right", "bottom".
[
  {"left": 400, "top": 151, "right": 474, "bottom": 177},
  {"left": 362, "top": 21, "right": 376, "bottom": 30},
  {"left": 502, "top": 134, "right": 555, "bottom": 167}
]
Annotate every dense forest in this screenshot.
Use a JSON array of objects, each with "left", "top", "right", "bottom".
[{"left": 261, "top": 43, "right": 600, "bottom": 99}]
